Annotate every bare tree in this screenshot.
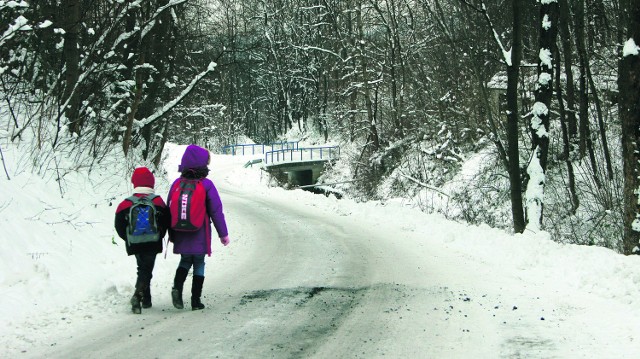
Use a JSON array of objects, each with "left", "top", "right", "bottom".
[
  {"left": 506, "top": 0, "right": 525, "bottom": 233},
  {"left": 459, "top": 0, "right": 526, "bottom": 232}
]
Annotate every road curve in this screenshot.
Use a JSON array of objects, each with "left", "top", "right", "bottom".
[{"left": 35, "top": 184, "right": 452, "bottom": 358}]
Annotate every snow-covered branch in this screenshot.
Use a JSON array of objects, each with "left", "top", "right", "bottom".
[
  {"left": 0, "top": 15, "right": 30, "bottom": 48},
  {"left": 399, "top": 172, "right": 450, "bottom": 198},
  {"left": 293, "top": 45, "right": 345, "bottom": 61},
  {"left": 139, "top": 0, "right": 187, "bottom": 41},
  {"left": 458, "top": 0, "right": 512, "bottom": 66},
  {"left": 134, "top": 62, "right": 217, "bottom": 129}
]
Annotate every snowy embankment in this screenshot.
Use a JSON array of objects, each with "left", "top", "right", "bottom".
[{"left": 0, "top": 142, "right": 639, "bottom": 358}]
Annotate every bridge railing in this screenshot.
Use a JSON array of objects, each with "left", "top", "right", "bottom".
[
  {"left": 221, "top": 141, "right": 299, "bottom": 156},
  {"left": 264, "top": 146, "right": 340, "bottom": 166}
]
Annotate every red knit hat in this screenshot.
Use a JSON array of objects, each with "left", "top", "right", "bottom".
[{"left": 131, "top": 167, "right": 155, "bottom": 188}]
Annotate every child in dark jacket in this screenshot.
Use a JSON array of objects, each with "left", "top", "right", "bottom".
[
  {"left": 115, "top": 167, "right": 170, "bottom": 314},
  {"left": 167, "top": 145, "right": 229, "bottom": 310}
]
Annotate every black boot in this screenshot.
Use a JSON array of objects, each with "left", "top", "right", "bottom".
[
  {"left": 142, "top": 286, "right": 152, "bottom": 309},
  {"left": 172, "top": 267, "right": 189, "bottom": 309},
  {"left": 191, "top": 275, "right": 205, "bottom": 311},
  {"left": 130, "top": 293, "right": 141, "bottom": 314},
  {"left": 131, "top": 284, "right": 144, "bottom": 314}
]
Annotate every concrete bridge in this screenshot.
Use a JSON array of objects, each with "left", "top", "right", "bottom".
[
  {"left": 263, "top": 146, "right": 340, "bottom": 186},
  {"left": 221, "top": 142, "right": 340, "bottom": 187}
]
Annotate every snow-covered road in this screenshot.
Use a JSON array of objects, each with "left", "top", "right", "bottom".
[
  {"left": 7, "top": 145, "right": 639, "bottom": 358},
  {"left": 23, "top": 182, "right": 594, "bottom": 358},
  {"left": 30, "top": 184, "right": 447, "bottom": 358}
]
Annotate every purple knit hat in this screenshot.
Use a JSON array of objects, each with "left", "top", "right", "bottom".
[{"left": 178, "top": 144, "right": 210, "bottom": 172}]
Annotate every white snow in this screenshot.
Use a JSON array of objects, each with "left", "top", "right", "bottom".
[
  {"left": 537, "top": 72, "right": 552, "bottom": 87},
  {"left": 538, "top": 48, "right": 552, "bottom": 69},
  {"left": 541, "top": 14, "right": 551, "bottom": 31},
  {"left": 0, "top": 141, "right": 639, "bottom": 358},
  {"left": 1, "top": 1, "right": 29, "bottom": 9},
  {"left": 530, "top": 103, "right": 549, "bottom": 139},
  {"left": 38, "top": 20, "right": 53, "bottom": 29},
  {"left": 525, "top": 146, "right": 546, "bottom": 233},
  {"left": 623, "top": 38, "right": 639, "bottom": 57}
]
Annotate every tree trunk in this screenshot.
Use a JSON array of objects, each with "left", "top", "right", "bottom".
[
  {"left": 357, "top": 1, "right": 379, "bottom": 151},
  {"left": 153, "top": 120, "right": 170, "bottom": 168},
  {"left": 586, "top": 66, "right": 614, "bottom": 180},
  {"left": 557, "top": 0, "right": 578, "bottom": 140},
  {"left": 122, "top": 53, "right": 145, "bottom": 155},
  {"left": 574, "top": 0, "right": 603, "bottom": 189},
  {"left": 574, "top": 0, "right": 589, "bottom": 158},
  {"left": 525, "top": 0, "right": 558, "bottom": 231},
  {"left": 62, "top": 0, "right": 82, "bottom": 135},
  {"left": 373, "top": 0, "right": 404, "bottom": 138},
  {"left": 140, "top": 0, "right": 173, "bottom": 161},
  {"left": 507, "top": 0, "right": 526, "bottom": 233},
  {"left": 554, "top": 47, "right": 579, "bottom": 214},
  {"left": 620, "top": 0, "right": 640, "bottom": 255}
]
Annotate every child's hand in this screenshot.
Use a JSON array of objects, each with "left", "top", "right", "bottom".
[{"left": 220, "top": 236, "right": 230, "bottom": 246}]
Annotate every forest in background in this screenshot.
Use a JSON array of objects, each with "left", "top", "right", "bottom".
[{"left": 1, "top": 0, "right": 639, "bottom": 253}]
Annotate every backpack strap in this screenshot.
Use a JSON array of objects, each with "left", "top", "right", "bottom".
[
  {"left": 127, "top": 194, "right": 159, "bottom": 204},
  {"left": 126, "top": 195, "right": 140, "bottom": 204}
]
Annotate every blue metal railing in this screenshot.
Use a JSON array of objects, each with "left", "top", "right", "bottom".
[
  {"left": 221, "top": 141, "right": 299, "bottom": 155},
  {"left": 264, "top": 146, "right": 340, "bottom": 165}
]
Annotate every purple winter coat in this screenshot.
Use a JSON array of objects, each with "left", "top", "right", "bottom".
[{"left": 168, "top": 145, "right": 228, "bottom": 256}]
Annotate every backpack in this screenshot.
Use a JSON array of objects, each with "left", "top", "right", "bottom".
[
  {"left": 169, "top": 179, "right": 207, "bottom": 231},
  {"left": 126, "top": 194, "right": 160, "bottom": 244}
]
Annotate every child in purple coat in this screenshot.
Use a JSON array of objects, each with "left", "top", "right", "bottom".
[{"left": 167, "top": 144, "right": 230, "bottom": 310}]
